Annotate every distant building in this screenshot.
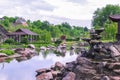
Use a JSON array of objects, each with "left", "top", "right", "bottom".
[
  {"left": 12, "top": 17, "right": 28, "bottom": 26},
  {"left": 7, "top": 28, "right": 38, "bottom": 42},
  {"left": 0, "top": 25, "right": 38, "bottom": 43}
]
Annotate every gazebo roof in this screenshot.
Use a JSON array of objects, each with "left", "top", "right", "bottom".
[
  {"left": 109, "top": 14, "right": 120, "bottom": 22},
  {"left": 8, "top": 28, "right": 38, "bottom": 36}
]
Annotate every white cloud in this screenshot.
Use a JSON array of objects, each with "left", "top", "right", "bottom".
[{"left": 0, "top": 0, "right": 120, "bottom": 28}]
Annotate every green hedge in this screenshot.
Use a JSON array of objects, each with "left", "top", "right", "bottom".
[{"left": 0, "top": 49, "right": 14, "bottom": 55}]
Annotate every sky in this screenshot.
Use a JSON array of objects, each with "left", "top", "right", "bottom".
[{"left": 0, "top": 0, "right": 120, "bottom": 28}]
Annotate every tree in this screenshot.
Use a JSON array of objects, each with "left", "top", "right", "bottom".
[
  {"left": 41, "top": 30, "right": 51, "bottom": 43},
  {"left": 92, "top": 4, "right": 120, "bottom": 28},
  {"left": 41, "top": 21, "right": 50, "bottom": 30},
  {"left": 3, "top": 19, "right": 10, "bottom": 27},
  {"left": 84, "top": 27, "right": 88, "bottom": 32},
  {"left": 51, "top": 26, "right": 61, "bottom": 38},
  {"left": 61, "top": 22, "right": 72, "bottom": 29},
  {"left": 102, "top": 22, "right": 117, "bottom": 40}
]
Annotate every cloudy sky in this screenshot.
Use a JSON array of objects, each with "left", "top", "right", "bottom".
[{"left": 0, "top": 0, "right": 120, "bottom": 28}]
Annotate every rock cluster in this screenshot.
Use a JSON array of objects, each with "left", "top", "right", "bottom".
[
  {"left": 36, "top": 55, "right": 120, "bottom": 80},
  {"left": 0, "top": 44, "right": 37, "bottom": 62}
]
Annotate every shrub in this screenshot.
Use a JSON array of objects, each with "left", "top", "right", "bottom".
[
  {"left": 0, "top": 49, "right": 14, "bottom": 55},
  {"left": 4, "top": 38, "right": 14, "bottom": 44},
  {"left": 54, "top": 39, "right": 62, "bottom": 46},
  {"left": 21, "top": 37, "right": 28, "bottom": 44}
]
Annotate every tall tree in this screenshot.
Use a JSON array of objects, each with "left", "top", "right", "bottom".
[
  {"left": 61, "top": 22, "right": 72, "bottom": 29},
  {"left": 92, "top": 4, "right": 120, "bottom": 28}
]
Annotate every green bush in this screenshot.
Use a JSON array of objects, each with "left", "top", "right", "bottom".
[
  {"left": 21, "top": 37, "right": 28, "bottom": 44},
  {"left": 54, "top": 39, "right": 62, "bottom": 46},
  {"left": 0, "top": 49, "right": 14, "bottom": 55},
  {"left": 4, "top": 38, "right": 14, "bottom": 44}
]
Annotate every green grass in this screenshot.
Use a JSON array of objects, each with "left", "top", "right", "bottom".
[{"left": 0, "top": 49, "right": 14, "bottom": 55}]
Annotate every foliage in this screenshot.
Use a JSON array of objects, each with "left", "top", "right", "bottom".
[
  {"left": 0, "top": 49, "right": 14, "bottom": 55},
  {"left": 0, "top": 16, "right": 89, "bottom": 44},
  {"left": 4, "top": 38, "right": 14, "bottom": 44},
  {"left": 92, "top": 4, "right": 120, "bottom": 27},
  {"left": 102, "top": 22, "right": 117, "bottom": 41},
  {"left": 21, "top": 37, "right": 28, "bottom": 44},
  {"left": 54, "top": 39, "right": 62, "bottom": 46}
]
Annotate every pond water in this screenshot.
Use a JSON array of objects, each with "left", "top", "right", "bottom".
[{"left": 0, "top": 51, "right": 78, "bottom": 80}]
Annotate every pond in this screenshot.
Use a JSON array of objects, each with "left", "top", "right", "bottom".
[{"left": 0, "top": 51, "right": 78, "bottom": 80}]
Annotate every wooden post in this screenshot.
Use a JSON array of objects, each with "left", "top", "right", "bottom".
[{"left": 116, "top": 22, "right": 120, "bottom": 41}]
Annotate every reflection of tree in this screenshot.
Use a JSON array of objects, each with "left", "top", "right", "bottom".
[
  {"left": 0, "top": 63, "right": 4, "bottom": 70},
  {"left": 41, "top": 50, "right": 49, "bottom": 59},
  {"left": 54, "top": 50, "right": 65, "bottom": 57}
]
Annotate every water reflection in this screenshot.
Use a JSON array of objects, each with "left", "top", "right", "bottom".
[{"left": 0, "top": 51, "right": 77, "bottom": 80}]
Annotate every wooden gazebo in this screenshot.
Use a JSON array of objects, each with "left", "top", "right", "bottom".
[{"left": 7, "top": 28, "right": 38, "bottom": 42}]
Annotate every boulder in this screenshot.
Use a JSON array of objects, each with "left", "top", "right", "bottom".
[
  {"left": 106, "top": 63, "right": 120, "bottom": 69},
  {"left": 74, "top": 65, "right": 96, "bottom": 80},
  {"left": 62, "top": 72, "right": 75, "bottom": 80},
  {"left": 15, "top": 48, "right": 36, "bottom": 57},
  {"left": 113, "top": 69, "right": 120, "bottom": 74},
  {"left": 110, "top": 76, "right": 120, "bottom": 80},
  {"left": 0, "top": 53, "right": 8, "bottom": 57},
  {"left": 54, "top": 61, "right": 64, "bottom": 70},
  {"left": 36, "top": 72, "right": 53, "bottom": 80},
  {"left": 14, "top": 48, "right": 24, "bottom": 53},
  {"left": 65, "top": 62, "right": 75, "bottom": 71},
  {"left": 100, "top": 76, "right": 110, "bottom": 80},
  {"left": 27, "top": 44, "right": 35, "bottom": 49},
  {"left": 76, "top": 55, "right": 92, "bottom": 66},
  {"left": 51, "top": 70, "right": 61, "bottom": 77},
  {"left": 36, "top": 68, "right": 51, "bottom": 75}
]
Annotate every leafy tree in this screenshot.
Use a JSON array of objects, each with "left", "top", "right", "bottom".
[
  {"left": 41, "top": 30, "right": 51, "bottom": 43},
  {"left": 32, "top": 20, "right": 42, "bottom": 28},
  {"left": 92, "top": 4, "right": 120, "bottom": 27},
  {"left": 61, "top": 22, "right": 72, "bottom": 29},
  {"left": 51, "top": 26, "right": 61, "bottom": 38},
  {"left": 3, "top": 19, "right": 10, "bottom": 27},
  {"left": 102, "top": 22, "right": 117, "bottom": 40},
  {"left": 84, "top": 27, "right": 88, "bottom": 31},
  {"left": 41, "top": 21, "right": 50, "bottom": 30}
]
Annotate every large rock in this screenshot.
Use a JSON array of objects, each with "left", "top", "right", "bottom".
[
  {"left": 106, "top": 63, "right": 120, "bottom": 69},
  {"left": 76, "top": 55, "right": 92, "bottom": 65},
  {"left": 36, "top": 68, "right": 51, "bottom": 75},
  {"left": 27, "top": 44, "right": 35, "bottom": 49},
  {"left": 74, "top": 65, "right": 96, "bottom": 80},
  {"left": 51, "top": 70, "right": 61, "bottom": 77},
  {"left": 54, "top": 61, "right": 64, "bottom": 70},
  {"left": 62, "top": 72, "right": 75, "bottom": 80},
  {"left": 14, "top": 48, "right": 36, "bottom": 57},
  {"left": 110, "top": 76, "right": 120, "bottom": 80},
  {"left": 14, "top": 48, "right": 24, "bottom": 53},
  {"left": 0, "top": 53, "right": 8, "bottom": 57},
  {"left": 109, "top": 45, "right": 120, "bottom": 57},
  {"left": 65, "top": 61, "right": 77, "bottom": 71},
  {"left": 36, "top": 72, "right": 53, "bottom": 80},
  {"left": 100, "top": 76, "right": 110, "bottom": 80}
]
